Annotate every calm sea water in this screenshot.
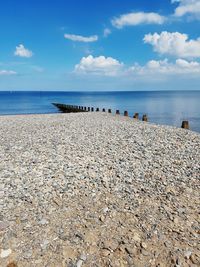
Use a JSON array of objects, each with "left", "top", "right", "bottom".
[{"left": 0, "top": 91, "right": 199, "bottom": 133}]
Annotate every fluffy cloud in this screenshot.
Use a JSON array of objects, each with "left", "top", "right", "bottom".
[
  {"left": 74, "top": 55, "right": 123, "bottom": 76},
  {"left": 14, "top": 44, "right": 33, "bottom": 58},
  {"left": 144, "top": 31, "right": 200, "bottom": 58},
  {"left": 132, "top": 58, "right": 200, "bottom": 76},
  {"left": 0, "top": 70, "right": 17, "bottom": 76},
  {"left": 172, "top": 0, "right": 200, "bottom": 18},
  {"left": 64, "top": 33, "right": 98, "bottom": 42},
  {"left": 112, "top": 12, "right": 165, "bottom": 28},
  {"left": 74, "top": 54, "right": 200, "bottom": 78}
]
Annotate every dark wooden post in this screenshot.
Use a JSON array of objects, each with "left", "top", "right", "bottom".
[
  {"left": 116, "top": 110, "right": 120, "bottom": 115},
  {"left": 96, "top": 108, "right": 99, "bottom": 112},
  {"left": 91, "top": 107, "right": 94, "bottom": 112},
  {"left": 84, "top": 107, "right": 86, "bottom": 111},
  {"left": 133, "top": 113, "right": 139, "bottom": 119},
  {"left": 181, "top": 121, "right": 189, "bottom": 129},
  {"left": 108, "top": 109, "right": 112, "bottom": 113},
  {"left": 88, "top": 107, "right": 90, "bottom": 112},
  {"left": 102, "top": 108, "right": 106, "bottom": 112},
  {"left": 142, "top": 114, "right": 148, "bottom": 122},
  {"left": 124, "top": 111, "right": 128, "bottom": 117}
]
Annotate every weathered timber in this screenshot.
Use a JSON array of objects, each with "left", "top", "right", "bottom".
[{"left": 52, "top": 103, "right": 87, "bottom": 113}]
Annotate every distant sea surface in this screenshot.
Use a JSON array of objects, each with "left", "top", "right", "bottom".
[{"left": 0, "top": 91, "right": 199, "bottom": 133}]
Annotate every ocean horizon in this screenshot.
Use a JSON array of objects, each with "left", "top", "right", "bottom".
[{"left": 0, "top": 90, "right": 200, "bottom": 133}]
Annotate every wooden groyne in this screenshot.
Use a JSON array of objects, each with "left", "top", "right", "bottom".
[{"left": 52, "top": 103, "right": 189, "bottom": 129}]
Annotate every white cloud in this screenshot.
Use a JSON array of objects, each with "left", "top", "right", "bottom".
[
  {"left": 14, "top": 44, "right": 33, "bottom": 58},
  {"left": 144, "top": 31, "right": 200, "bottom": 58},
  {"left": 74, "top": 55, "right": 123, "bottom": 76},
  {"left": 0, "top": 70, "right": 17, "bottom": 76},
  {"left": 103, "top": 28, "right": 111, "bottom": 37},
  {"left": 131, "top": 58, "right": 200, "bottom": 76},
  {"left": 112, "top": 12, "right": 166, "bottom": 28},
  {"left": 64, "top": 33, "right": 98, "bottom": 42},
  {"left": 172, "top": 0, "right": 200, "bottom": 18},
  {"left": 74, "top": 54, "right": 200, "bottom": 79}
]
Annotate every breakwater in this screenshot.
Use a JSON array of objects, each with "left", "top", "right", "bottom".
[{"left": 53, "top": 103, "right": 190, "bottom": 129}]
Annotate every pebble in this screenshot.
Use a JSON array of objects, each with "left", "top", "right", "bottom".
[{"left": 0, "top": 248, "right": 12, "bottom": 258}]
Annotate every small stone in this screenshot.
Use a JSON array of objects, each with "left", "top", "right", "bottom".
[
  {"left": 80, "top": 254, "right": 87, "bottom": 261},
  {"left": 0, "top": 248, "right": 12, "bottom": 258},
  {"left": 76, "top": 260, "right": 83, "bottom": 267},
  {"left": 39, "top": 218, "right": 48, "bottom": 225},
  {"left": 103, "top": 207, "right": 109, "bottom": 213},
  {"left": 40, "top": 240, "right": 49, "bottom": 250},
  {"left": 141, "top": 249, "right": 149, "bottom": 256},
  {"left": 101, "top": 248, "right": 110, "bottom": 257},
  {"left": 132, "top": 233, "right": 141, "bottom": 243},
  {"left": 173, "top": 217, "right": 179, "bottom": 224},
  {"left": 99, "top": 215, "right": 105, "bottom": 222},
  {"left": 141, "top": 242, "right": 147, "bottom": 249},
  {"left": 125, "top": 246, "right": 137, "bottom": 256},
  {"left": 184, "top": 250, "right": 192, "bottom": 259},
  {"left": 103, "top": 240, "right": 119, "bottom": 251},
  {"left": 190, "top": 254, "right": 199, "bottom": 264}
]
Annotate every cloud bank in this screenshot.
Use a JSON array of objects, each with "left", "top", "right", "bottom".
[{"left": 74, "top": 55, "right": 200, "bottom": 79}]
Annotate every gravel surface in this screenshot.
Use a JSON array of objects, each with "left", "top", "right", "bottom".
[{"left": 0, "top": 113, "right": 199, "bottom": 267}]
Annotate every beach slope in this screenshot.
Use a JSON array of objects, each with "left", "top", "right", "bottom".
[{"left": 0, "top": 113, "right": 199, "bottom": 267}]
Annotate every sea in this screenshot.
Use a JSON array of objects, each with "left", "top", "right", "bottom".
[{"left": 0, "top": 91, "right": 199, "bottom": 133}]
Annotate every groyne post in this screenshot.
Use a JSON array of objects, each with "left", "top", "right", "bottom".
[
  {"left": 91, "top": 107, "right": 94, "bottom": 112},
  {"left": 133, "top": 113, "right": 139, "bottom": 119},
  {"left": 108, "top": 109, "right": 112, "bottom": 113},
  {"left": 124, "top": 111, "right": 128, "bottom": 117},
  {"left": 142, "top": 114, "right": 148, "bottom": 122},
  {"left": 116, "top": 110, "right": 120, "bottom": 115},
  {"left": 96, "top": 108, "right": 99, "bottom": 112},
  {"left": 102, "top": 108, "right": 106, "bottom": 112},
  {"left": 181, "top": 121, "right": 189, "bottom": 129},
  {"left": 88, "top": 107, "right": 90, "bottom": 111}
]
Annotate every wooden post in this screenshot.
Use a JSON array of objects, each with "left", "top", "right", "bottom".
[
  {"left": 124, "top": 111, "right": 128, "bottom": 117},
  {"left": 181, "top": 121, "right": 189, "bottom": 129},
  {"left": 96, "top": 108, "right": 99, "bottom": 112},
  {"left": 102, "top": 108, "right": 106, "bottom": 112},
  {"left": 84, "top": 107, "right": 87, "bottom": 111},
  {"left": 91, "top": 107, "right": 94, "bottom": 112},
  {"left": 81, "top": 106, "right": 84, "bottom": 110},
  {"left": 108, "top": 109, "right": 112, "bottom": 113},
  {"left": 88, "top": 107, "right": 90, "bottom": 111},
  {"left": 133, "top": 113, "right": 139, "bottom": 119},
  {"left": 116, "top": 110, "right": 120, "bottom": 115},
  {"left": 142, "top": 114, "right": 148, "bottom": 122}
]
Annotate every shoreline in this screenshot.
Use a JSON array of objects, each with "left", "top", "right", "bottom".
[
  {"left": 0, "top": 111, "right": 199, "bottom": 134},
  {"left": 0, "top": 113, "right": 199, "bottom": 266}
]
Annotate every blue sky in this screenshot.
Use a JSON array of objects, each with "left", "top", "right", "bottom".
[{"left": 0, "top": 0, "right": 200, "bottom": 91}]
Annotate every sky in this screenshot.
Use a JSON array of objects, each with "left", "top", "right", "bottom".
[{"left": 0, "top": 0, "right": 200, "bottom": 91}]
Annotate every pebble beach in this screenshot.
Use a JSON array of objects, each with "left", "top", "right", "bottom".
[{"left": 0, "top": 112, "right": 199, "bottom": 267}]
